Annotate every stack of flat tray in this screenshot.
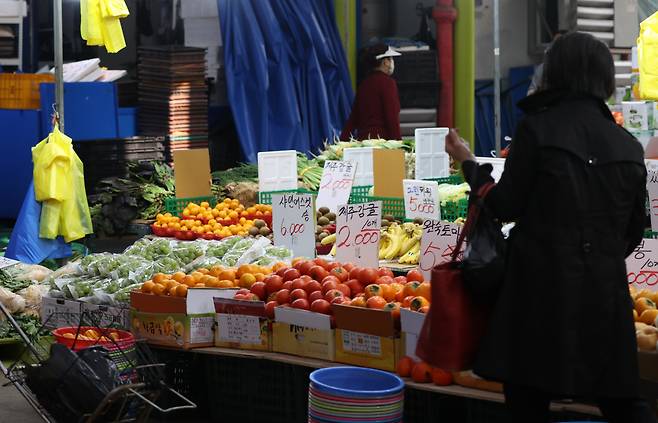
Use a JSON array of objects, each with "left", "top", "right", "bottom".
[{"left": 137, "top": 46, "right": 209, "bottom": 153}]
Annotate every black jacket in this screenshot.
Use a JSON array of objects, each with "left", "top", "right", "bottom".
[{"left": 464, "top": 90, "right": 647, "bottom": 398}]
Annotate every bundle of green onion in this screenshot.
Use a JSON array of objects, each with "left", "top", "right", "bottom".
[{"left": 297, "top": 154, "right": 324, "bottom": 191}]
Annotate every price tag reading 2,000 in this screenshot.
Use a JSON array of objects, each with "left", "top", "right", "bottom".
[
  {"left": 272, "top": 193, "right": 316, "bottom": 259},
  {"left": 335, "top": 201, "right": 382, "bottom": 268},
  {"left": 316, "top": 160, "right": 357, "bottom": 213},
  {"left": 418, "top": 219, "right": 465, "bottom": 281}
]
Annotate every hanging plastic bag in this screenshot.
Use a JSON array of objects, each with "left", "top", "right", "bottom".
[
  {"left": 638, "top": 11, "right": 658, "bottom": 100},
  {"left": 32, "top": 126, "right": 72, "bottom": 202},
  {"left": 58, "top": 149, "right": 93, "bottom": 242},
  {"left": 80, "top": 0, "right": 129, "bottom": 53}
]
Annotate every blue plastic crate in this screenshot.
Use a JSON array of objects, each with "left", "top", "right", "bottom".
[
  {"left": 118, "top": 107, "right": 137, "bottom": 137},
  {"left": 39, "top": 82, "right": 119, "bottom": 141}
]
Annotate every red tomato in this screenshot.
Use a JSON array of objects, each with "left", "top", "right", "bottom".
[
  {"left": 324, "top": 289, "right": 344, "bottom": 302},
  {"left": 325, "top": 262, "right": 341, "bottom": 271},
  {"left": 402, "top": 295, "right": 415, "bottom": 308},
  {"left": 407, "top": 269, "right": 424, "bottom": 283},
  {"left": 345, "top": 279, "right": 364, "bottom": 296},
  {"left": 305, "top": 280, "right": 322, "bottom": 294},
  {"left": 336, "top": 284, "right": 351, "bottom": 298},
  {"left": 321, "top": 280, "right": 338, "bottom": 294},
  {"left": 264, "top": 275, "right": 284, "bottom": 294},
  {"left": 249, "top": 282, "right": 267, "bottom": 301},
  {"left": 330, "top": 267, "right": 349, "bottom": 282},
  {"left": 282, "top": 280, "right": 293, "bottom": 291},
  {"left": 376, "top": 276, "right": 394, "bottom": 285},
  {"left": 291, "top": 278, "right": 307, "bottom": 291},
  {"left": 293, "top": 261, "right": 304, "bottom": 272},
  {"left": 283, "top": 268, "right": 301, "bottom": 282},
  {"left": 310, "top": 265, "right": 329, "bottom": 281},
  {"left": 313, "top": 258, "right": 329, "bottom": 269},
  {"left": 275, "top": 289, "right": 291, "bottom": 305},
  {"left": 349, "top": 267, "right": 362, "bottom": 281},
  {"left": 300, "top": 275, "right": 313, "bottom": 283},
  {"left": 359, "top": 268, "right": 379, "bottom": 285},
  {"left": 403, "top": 281, "right": 421, "bottom": 298},
  {"left": 276, "top": 267, "right": 289, "bottom": 278},
  {"left": 308, "top": 291, "right": 324, "bottom": 303},
  {"left": 321, "top": 275, "right": 341, "bottom": 285},
  {"left": 290, "top": 288, "right": 308, "bottom": 302},
  {"left": 267, "top": 292, "right": 278, "bottom": 303},
  {"left": 310, "top": 299, "right": 332, "bottom": 315},
  {"left": 291, "top": 298, "right": 310, "bottom": 310},
  {"left": 393, "top": 276, "right": 407, "bottom": 285},
  {"left": 383, "top": 302, "right": 401, "bottom": 322},
  {"left": 331, "top": 296, "right": 347, "bottom": 305},
  {"left": 366, "top": 296, "right": 387, "bottom": 309},
  {"left": 378, "top": 267, "right": 394, "bottom": 278},
  {"left": 265, "top": 301, "right": 277, "bottom": 319},
  {"left": 236, "top": 288, "right": 251, "bottom": 296},
  {"left": 299, "top": 261, "right": 315, "bottom": 276},
  {"left": 342, "top": 262, "right": 355, "bottom": 272},
  {"left": 431, "top": 368, "right": 453, "bottom": 386}
]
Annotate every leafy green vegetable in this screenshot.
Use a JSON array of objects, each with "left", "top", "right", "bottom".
[
  {"left": 0, "top": 315, "right": 47, "bottom": 340},
  {"left": 0, "top": 269, "right": 32, "bottom": 292}
]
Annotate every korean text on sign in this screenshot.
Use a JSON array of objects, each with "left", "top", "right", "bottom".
[
  {"left": 418, "top": 219, "right": 465, "bottom": 280},
  {"left": 272, "top": 193, "right": 316, "bottom": 258},
  {"left": 402, "top": 179, "right": 440, "bottom": 221},
  {"left": 627, "top": 238, "right": 658, "bottom": 291},
  {"left": 316, "top": 160, "right": 357, "bottom": 212},
  {"left": 335, "top": 201, "right": 382, "bottom": 268}
]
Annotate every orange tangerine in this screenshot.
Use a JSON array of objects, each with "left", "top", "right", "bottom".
[
  {"left": 164, "top": 280, "right": 179, "bottom": 291},
  {"left": 141, "top": 281, "right": 155, "bottom": 293},
  {"left": 190, "top": 271, "right": 204, "bottom": 282},
  {"left": 168, "top": 285, "right": 179, "bottom": 296},
  {"left": 239, "top": 273, "right": 257, "bottom": 288},
  {"left": 176, "top": 284, "right": 188, "bottom": 298},
  {"left": 217, "top": 280, "right": 234, "bottom": 288},
  {"left": 254, "top": 273, "right": 265, "bottom": 282},
  {"left": 198, "top": 268, "right": 210, "bottom": 275},
  {"left": 152, "top": 284, "right": 165, "bottom": 296},
  {"left": 195, "top": 283, "right": 206, "bottom": 288},
  {"left": 206, "top": 277, "right": 220, "bottom": 287},
  {"left": 209, "top": 266, "right": 225, "bottom": 277},
  {"left": 182, "top": 275, "right": 196, "bottom": 287},
  {"left": 171, "top": 272, "right": 186, "bottom": 283},
  {"left": 218, "top": 269, "right": 236, "bottom": 281},
  {"left": 152, "top": 273, "right": 168, "bottom": 285}
]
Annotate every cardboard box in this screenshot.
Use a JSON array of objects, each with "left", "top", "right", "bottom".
[
  {"left": 272, "top": 307, "right": 335, "bottom": 361},
  {"left": 623, "top": 101, "right": 655, "bottom": 131},
  {"left": 214, "top": 298, "right": 271, "bottom": 351},
  {"left": 80, "top": 303, "right": 130, "bottom": 330},
  {"left": 41, "top": 297, "right": 83, "bottom": 330},
  {"left": 130, "top": 288, "right": 234, "bottom": 349},
  {"left": 333, "top": 304, "right": 401, "bottom": 372},
  {"left": 400, "top": 308, "right": 426, "bottom": 361}
]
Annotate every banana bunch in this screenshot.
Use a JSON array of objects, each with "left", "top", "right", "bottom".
[
  {"left": 397, "top": 222, "right": 421, "bottom": 264},
  {"left": 378, "top": 222, "right": 422, "bottom": 264},
  {"left": 321, "top": 233, "right": 337, "bottom": 255}
]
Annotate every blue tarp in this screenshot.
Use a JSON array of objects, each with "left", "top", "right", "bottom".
[{"left": 218, "top": 0, "right": 354, "bottom": 162}]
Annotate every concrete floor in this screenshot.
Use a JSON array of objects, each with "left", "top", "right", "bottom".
[{"left": 0, "top": 374, "right": 43, "bottom": 422}]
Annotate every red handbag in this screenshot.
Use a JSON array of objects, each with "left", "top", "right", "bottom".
[{"left": 415, "top": 183, "right": 495, "bottom": 371}]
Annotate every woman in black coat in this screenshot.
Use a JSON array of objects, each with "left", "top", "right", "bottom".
[{"left": 446, "top": 32, "right": 654, "bottom": 423}]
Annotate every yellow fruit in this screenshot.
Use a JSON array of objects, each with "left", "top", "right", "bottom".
[
  {"left": 239, "top": 273, "right": 257, "bottom": 288},
  {"left": 169, "top": 285, "right": 179, "bottom": 296},
  {"left": 182, "top": 275, "right": 196, "bottom": 287},
  {"left": 200, "top": 201, "right": 210, "bottom": 208},
  {"left": 190, "top": 271, "right": 204, "bottom": 282},
  {"left": 172, "top": 272, "right": 186, "bottom": 283},
  {"left": 152, "top": 284, "right": 165, "bottom": 296},
  {"left": 217, "top": 280, "right": 234, "bottom": 288},
  {"left": 176, "top": 285, "right": 188, "bottom": 298}
]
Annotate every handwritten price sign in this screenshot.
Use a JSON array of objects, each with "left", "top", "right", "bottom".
[
  {"left": 627, "top": 239, "right": 658, "bottom": 290},
  {"left": 648, "top": 167, "right": 658, "bottom": 232},
  {"left": 272, "top": 193, "right": 316, "bottom": 258},
  {"left": 316, "top": 160, "right": 357, "bottom": 213},
  {"left": 0, "top": 256, "right": 19, "bottom": 270},
  {"left": 418, "top": 220, "right": 465, "bottom": 280},
  {"left": 403, "top": 179, "right": 440, "bottom": 221},
  {"left": 335, "top": 201, "right": 382, "bottom": 268}
]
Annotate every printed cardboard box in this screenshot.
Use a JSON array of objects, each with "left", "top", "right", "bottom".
[
  {"left": 333, "top": 304, "right": 400, "bottom": 372},
  {"left": 41, "top": 297, "right": 83, "bottom": 330},
  {"left": 130, "top": 288, "right": 234, "bottom": 349},
  {"left": 400, "top": 308, "right": 426, "bottom": 361},
  {"left": 272, "top": 307, "right": 334, "bottom": 361},
  {"left": 214, "top": 298, "right": 271, "bottom": 351},
  {"left": 80, "top": 303, "right": 130, "bottom": 330},
  {"left": 624, "top": 101, "right": 655, "bottom": 131}
]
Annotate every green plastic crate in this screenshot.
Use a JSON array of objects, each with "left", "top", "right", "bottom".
[
  {"left": 164, "top": 195, "right": 216, "bottom": 216},
  {"left": 424, "top": 174, "right": 465, "bottom": 185},
  {"left": 645, "top": 230, "right": 658, "bottom": 239},
  {"left": 441, "top": 197, "right": 469, "bottom": 222}
]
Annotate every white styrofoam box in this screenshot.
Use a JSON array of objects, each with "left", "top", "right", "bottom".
[
  {"left": 180, "top": 0, "right": 218, "bottom": 18},
  {"left": 0, "top": 1, "right": 27, "bottom": 17},
  {"left": 184, "top": 17, "right": 222, "bottom": 48},
  {"left": 343, "top": 147, "right": 374, "bottom": 187},
  {"left": 415, "top": 127, "right": 450, "bottom": 180},
  {"left": 623, "top": 101, "right": 654, "bottom": 131},
  {"left": 258, "top": 150, "right": 298, "bottom": 193},
  {"left": 476, "top": 157, "right": 506, "bottom": 183},
  {"left": 400, "top": 308, "right": 426, "bottom": 361}
]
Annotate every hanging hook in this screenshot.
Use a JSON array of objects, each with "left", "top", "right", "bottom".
[{"left": 51, "top": 103, "right": 60, "bottom": 128}]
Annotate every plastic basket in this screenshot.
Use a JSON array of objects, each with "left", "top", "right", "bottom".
[
  {"left": 425, "top": 174, "right": 464, "bottom": 185},
  {"left": 441, "top": 197, "right": 469, "bottom": 222},
  {"left": 0, "top": 73, "right": 54, "bottom": 109},
  {"left": 164, "top": 195, "right": 215, "bottom": 215},
  {"left": 645, "top": 230, "right": 658, "bottom": 239}
]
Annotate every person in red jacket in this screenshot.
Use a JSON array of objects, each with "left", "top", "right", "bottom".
[{"left": 340, "top": 44, "right": 401, "bottom": 140}]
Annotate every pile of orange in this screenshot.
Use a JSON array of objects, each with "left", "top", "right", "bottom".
[
  {"left": 178, "top": 217, "right": 255, "bottom": 238},
  {"left": 139, "top": 263, "right": 288, "bottom": 298},
  {"left": 153, "top": 213, "right": 180, "bottom": 228},
  {"left": 182, "top": 200, "right": 272, "bottom": 221}
]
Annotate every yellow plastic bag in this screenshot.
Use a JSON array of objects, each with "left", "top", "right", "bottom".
[
  {"left": 35, "top": 126, "right": 93, "bottom": 242},
  {"left": 638, "top": 11, "right": 658, "bottom": 100},
  {"left": 32, "top": 125, "right": 72, "bottom": 202},
  {"left": 80, "top": 0, "right": 129, "bottom": 53}
]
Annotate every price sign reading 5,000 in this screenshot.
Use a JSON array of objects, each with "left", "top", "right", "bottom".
[
  {"left": 335, "top": 201, "right": 382, "bottom": 268},
  {"left": 272, "top": 193, "right": 316, "bottom": 258},
  {"left": 403, "top": 179, "right": 440, "bottom": 221}
]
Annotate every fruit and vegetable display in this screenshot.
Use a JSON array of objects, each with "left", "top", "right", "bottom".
[
  {"left": 630, "top": 286, "right": 658, "bottom": 351},
  {"left": 229, "top": 258, "right": 430, "bottom": 321},
  {"left": 0, "top": 263, "right": 52, "bottom": 340},
  {"left": 45, "top": 237, "right": 293, "bottom": 306}
]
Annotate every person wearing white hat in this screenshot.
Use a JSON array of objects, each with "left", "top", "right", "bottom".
[{"left": 340, "top": 43, "right": 402, "bottom": 140}]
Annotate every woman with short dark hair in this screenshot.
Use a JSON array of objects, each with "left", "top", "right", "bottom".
[
  {"left": 446, "top": 32, "right": 655, "bottom": 422},
  {"left": 340, "top": 43, "right": 401, "bottom": 140}
]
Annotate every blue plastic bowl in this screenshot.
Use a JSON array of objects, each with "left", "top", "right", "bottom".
[{"left": 310, "top": 367, "right": 404, "bottom": 398}]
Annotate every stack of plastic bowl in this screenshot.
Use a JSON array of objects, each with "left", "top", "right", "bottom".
[{"left": 308, "top": 367, "right": 405, "bottom": 423}]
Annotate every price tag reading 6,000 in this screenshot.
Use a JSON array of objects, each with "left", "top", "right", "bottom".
[
  {"left": 335, "top": 201, "right": 382, "bottom": 268},
  {"left": 272, "top": 193, "right": 316, "bottom": 258},
  {"left": 418, "top": 219, "right": 465, "bottom": 281}
]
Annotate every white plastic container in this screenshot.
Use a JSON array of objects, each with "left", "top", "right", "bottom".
[
  {"left": 343, "top": 147, "right": 374, "bottom": 187},
  {"left": 414, "top": 128, "right": 450, "bottom": 180},
  {"left": 257, "top": 150, "right": 298, "bottom": 193}
]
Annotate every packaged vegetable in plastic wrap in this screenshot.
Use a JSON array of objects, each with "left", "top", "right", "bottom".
[
  {"left": 0, "top": 287, "right": 26, "bottom": 314},
  {"left": 205, "top": 236, "right": 242, "bottom": 258},
  {"left": 236, "top": 237, "right": 272, "bottom": 266},
  {"left": 18, "top": 284, "right": 50, "bottom": 311},
  {"left": 6, "top": 263, "right": 53, "bottom": 282},
  {"left": 184, "top": 256, "right": 225, "bottom": 273}
]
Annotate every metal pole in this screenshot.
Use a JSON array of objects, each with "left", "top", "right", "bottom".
[
  {"left": 54, "top": 0, "right": 64, "bottom": 130},
  {"left": 493, "top": 0, "right": 501, "bottom": 156}
]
